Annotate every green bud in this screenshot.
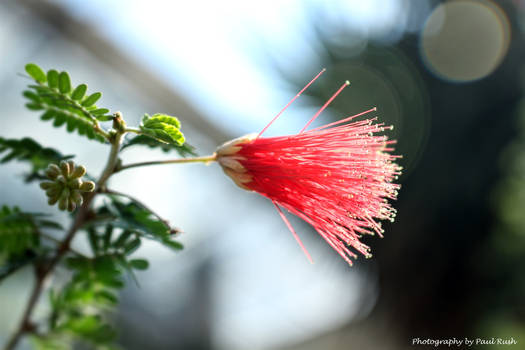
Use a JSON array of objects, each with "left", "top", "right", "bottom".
[
  {"left": 70, "top": 190, "right": 83, "bottom": 205},
  {"left": 71, "top": 165, "right": 86, "bottom": 179},
  {"left": 80, "top": 181, "right": 95, "bottom": 192},
  {"left": 67, "top": 160, "right": 76, "bottom": 174},
  {"left": 60, "top": 160, "right": 70, "bottom": 178},
  {"left": 68, "top": 178, "right": 81, "bottom": 189},
  {"left": 56, "top": 175, "right": 67, "bottom": 185},
  {"left": 58, "top": 195, "right": 68, "bottom": 211},
  {"left": 45, "top": 164, "right": 61, "bottom": 180},
  {"left": 46, "top": 187, "right": 60, "bottom": 197},
  {"left": 40, "top": 181, "right": 56, "bottom": 190},
  {"left": 67, "top": 198, "right": 76, "bottom": 212}
]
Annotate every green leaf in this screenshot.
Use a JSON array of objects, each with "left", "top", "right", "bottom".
[
  {"left": 0, "top": 137, "right": 73, "bottom": 182},
  {"left": 58, "top": 72, "right": 71, "bottom": 94},
  {"left": 91, "top": 108, "right": 109, "bottom": 115},
  {"left": 139, "top": 113, "right": 185, "bottom": 146},
  {"left": 95, "top": 290, "right": 118, "bottom": 305},
  {"left": 47, "top": 69, "right": 59, "bottom": 88},
  {"left": 71, "top": 84, "right": 87, "bottom": 101},
  {"left": 162, "top": 239, "right": 184, "bottom": 251},
  {"left": 121, "top": 134, "right": 197, "bottom": 157},
  {"left": 81, "top": 92, "right": 101, "bottom": 107},
  {"left": 91, "top": 198, "right": 183, "bottom": 253},
  {"left": 96, "top": 115, "right": 114, "bottom": 122},
  {"left": 123, "top": 238, "right": 141, "bottom": 255},
  {"left": 129, "top": 258, "right": 149, "bottom": 270},
  {"left": 0, "top": 206, "right": 40, "bottom": 258},
  {"left": 23, "top": 65, "right": 109, "bottom": 142},
  {"left": 25, "top": 63, "right": 46, "bottom": 83}
]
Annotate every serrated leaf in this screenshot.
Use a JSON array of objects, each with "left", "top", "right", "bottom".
[
  {"left": 58, "top": 72, "right": 71, "bottom": 94},
  {"left": 47, "top": 69, "right": 59, "bottom": 88},
  {"left": 81, "top": 92, "right": 101, "bottom": 107},
  {"left": 121, "top": 135, "right": 197, "bottom": 157},
  {"left": 129, "top": 258, "right": 149, "bottom": 270},
  {"left": 140, "top": 113, "right": 185, "bottom": 146},
  {"left": 71, "top": 84, "right": 87, "bottom": 100},
  {"left": 25, "top": 63, "right": 46, "bottom": 83}
]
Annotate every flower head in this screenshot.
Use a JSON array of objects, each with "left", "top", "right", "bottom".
[{"left": 216, "top": 71, "right": 402, "bottom": 265}]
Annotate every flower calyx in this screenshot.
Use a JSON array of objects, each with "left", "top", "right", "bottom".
[
  {"left": 40, "top": 160, "right": 95, "bottom": 212},
  {"left": 215, "top": 133, "right": 257, "bottom": 190}
]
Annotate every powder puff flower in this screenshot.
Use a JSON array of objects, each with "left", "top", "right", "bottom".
[{"left": 216, "top": 70, "right": 402, "bottom": 265}]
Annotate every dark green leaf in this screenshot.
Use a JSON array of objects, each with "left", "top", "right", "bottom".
[
  {"left": 129, "top": 258, "right": 149, "bottom": 270},
  {"left": 0, "top": 137, "right": 72, "bottom": 182},
  {"left": 58, "top": 72, "right": 71, "bottom": 94},
  {"left": 95, "top": 290, "right": 118, "bottom": 305},
  {"left": 0, "top": 206, "right": 41, "bottom": 257},
  {"left": 96, "top": 115, "right": 113, "bottom": 122},
  {"left": 81, "top": 92, "right": 101, "bottom": 107},
  {"left": 162, "top": 239, "right": 184, "bottom": 251},
  {"left": 25, "top": 103, "right": 43, "bottom": 110},
  {"left": 123, "top": 238, "right": 141, "bottom": 255},
  {"left": 71, "top": 84, "right": 87, "bottom": 100},
  {"left": 25, "top": 63, "right": 46, "bottom": 83}
]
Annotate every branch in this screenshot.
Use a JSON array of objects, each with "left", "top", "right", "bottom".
[{"left": 2, "top": 129, "right": 124, "bottom": 350}]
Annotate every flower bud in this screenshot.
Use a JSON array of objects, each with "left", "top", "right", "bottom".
[
  {"left": 41, "top": 160, "right": 94, "bottom": 212},
  {"left": 80, "top": 181, "right": 95, "bottom": 192},
  {"left": 59, "top": 160, "right": 70, "bottom": 178},
  {"left": 45, "top": 164, "right": 61, "bottom": 180},
  {"left": 70, "top": 190, "right": 83, "bottom": 206},
  {"left": 71, "top": 165, "right": 86, "bottom": 179}
]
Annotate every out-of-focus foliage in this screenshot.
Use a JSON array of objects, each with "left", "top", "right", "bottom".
[{"left": 0, "top": 137, "right": 72, "bottom": 182}]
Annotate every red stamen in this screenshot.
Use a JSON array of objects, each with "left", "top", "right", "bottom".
[
  {"left": 299, "top": 80, "right": 350, "bottom": 133},
  {"left": 257, "top": 68, "right": 326, "bottom": 138},
  {"left": 273, "top": 201, "right": 314, "bottom": 264}
]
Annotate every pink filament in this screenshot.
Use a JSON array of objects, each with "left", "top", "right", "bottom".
[{"left": 257, "top": 68, "right": 326, "bottom": 138}]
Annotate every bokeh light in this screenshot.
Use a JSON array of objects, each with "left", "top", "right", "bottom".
[{"left": 420, "top": 0, "right": 511, "bottom": 82}]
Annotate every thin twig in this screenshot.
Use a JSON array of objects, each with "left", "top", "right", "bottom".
[{"left": 116, "top": 154, "right": 217, "bottom": 173}]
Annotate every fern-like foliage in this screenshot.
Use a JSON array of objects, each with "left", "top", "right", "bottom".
[
  {"left": 0, "top": 206, "right": 41, "bottom": 259},
  {"left": 0, "top": 137, "right": 72, "bottom": 182},
  {"left": 139, "top": 113, "right": 185, "bottom": 146},
  {"left": 90, "top": 197, "right": 183, "bottom": 251},
  {"left": 23, "top": 64, "right": 111, "bottom": 143},
  {"left": 121, "top": 134, "right": 197, "bottom": 157}
]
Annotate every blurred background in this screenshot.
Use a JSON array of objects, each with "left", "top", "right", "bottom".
[{"left": 1, "top": 0, "right": 524, "bottom": 349}]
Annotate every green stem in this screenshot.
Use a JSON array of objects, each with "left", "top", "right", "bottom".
[
  {"left": 123, "top": 127, "right": 141, "bottom": 134},
  {"left": 116, "top": 154, "right": 217, "bottom": 173},
  {"left": 2, "top": 129, "right": 124, "bottom": 350}
]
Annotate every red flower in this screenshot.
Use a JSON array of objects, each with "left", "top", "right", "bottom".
[{"left": 216, "top": 71, "right": 402, "bottom": 265}]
